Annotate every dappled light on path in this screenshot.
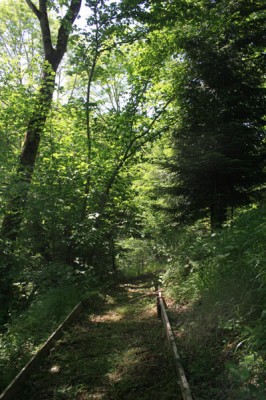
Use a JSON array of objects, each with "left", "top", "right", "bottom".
[{"left": 21, "top": 276, "right": 180, "bottom": 400}]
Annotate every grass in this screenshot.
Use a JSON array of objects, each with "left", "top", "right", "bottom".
[
  {"left": 0, "top": 285, "right": 83, "bottom": 391},
  {"left": 163, "top": 202, "right": 266, "bottom": 399}
]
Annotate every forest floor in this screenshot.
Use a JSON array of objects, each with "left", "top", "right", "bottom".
[{"left": 20, "top": 275, "right": 182, "bottom": 400}]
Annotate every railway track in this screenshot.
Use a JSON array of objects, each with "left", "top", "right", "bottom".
[{"left": 1, "top": 276, "right": 191, "bottom": 400}]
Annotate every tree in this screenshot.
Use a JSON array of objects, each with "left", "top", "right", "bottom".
[
  {"left": 162, "top": 0, "right": 266, "bottom": 229},
  {"left": 1, "top": 0, "right": 82, "bottom": 242},
  {"left": 0, "top": 0, "right": 43, "bottom": 217},
  {"left": 64, "top": 35, "right": 173, "bottom": 272},
  {"left": 0, "top": 0, "right": 81, "bottom": 326},
  {"left": 0, "top": 0, "right": 174, "bottom": 325}
]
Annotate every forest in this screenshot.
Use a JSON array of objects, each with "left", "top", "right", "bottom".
[{"left": 0, "top": 0, "right": 265, "bottom": 398}]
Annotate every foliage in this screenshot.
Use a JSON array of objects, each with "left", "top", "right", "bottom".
[
  {"left": 163, "top": 202, "right": 266, "bottom": 398},
  {"left": 0, "top": 0, "right": 265, "bottom": 397},
  {"left": 0, "top": 284, "right": 80, "bottom": 390},
  {"left": 160, "top": 0, "right": 266, "bottom": 228},
  {"left": 0, "top": 0, "right": 169, "bottom": 323}
]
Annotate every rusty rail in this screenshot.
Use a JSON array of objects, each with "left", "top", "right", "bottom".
[
  {"left": 0, "top": 301, "right": 83, "bottom": 400},
  {"left": 157, "top": 289, "right": 193, "bottom": 400}
]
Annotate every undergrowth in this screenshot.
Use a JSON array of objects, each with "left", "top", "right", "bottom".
[
  {"left": 0, "top": 264, "right": 110, "bottom": 393},
  {"left": 163, "top": 202, "right": 266, "bottom": 399},
  {"left": 0, "top": 284, "right": 81, "bottom": 391}
]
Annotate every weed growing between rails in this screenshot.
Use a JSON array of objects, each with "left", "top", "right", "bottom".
[{"left": 20, "top": 276, "right": 182, "bottom": 399}]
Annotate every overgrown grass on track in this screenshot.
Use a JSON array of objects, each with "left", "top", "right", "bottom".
[{"left": 21, "top": 278, "right": 181, "bottom": 400}]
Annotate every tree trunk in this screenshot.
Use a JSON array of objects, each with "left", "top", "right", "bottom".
[
  {"left": 210, "top": 197, "right": 227, "bottom": 230},
  {"left": 1, "top": 68, "right": 55, "bottom": 241}
]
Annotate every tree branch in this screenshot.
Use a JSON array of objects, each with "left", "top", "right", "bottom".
[
  {"left": 97, "top": 98, "right": 173, "bottom": 215},
  {"left": 27, "top": 0, "right": 82, "bottom": 71},
  {"left": 25, "top": 0, "right": 41, "bottom": 19},
  {"left": 55, "top": 0, "right": 82, "bottom": 68},
  {"left": 118, "top": 96, "right": 173, "bottom": 168},
  {"left": 26, "top": 0, "right": 54, "bottom": 60}
]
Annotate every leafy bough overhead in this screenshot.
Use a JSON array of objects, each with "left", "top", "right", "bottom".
[{"left": 96, "top": 96, "right": 174, "bottom": 217}]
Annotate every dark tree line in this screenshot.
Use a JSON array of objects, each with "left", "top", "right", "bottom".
[{"left": 161, "top": 0, "right": 266, "bottom": 228}]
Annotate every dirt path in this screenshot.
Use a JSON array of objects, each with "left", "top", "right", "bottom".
[{"left": 21, "top": 277, "right": 181, "bottom": 399}]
